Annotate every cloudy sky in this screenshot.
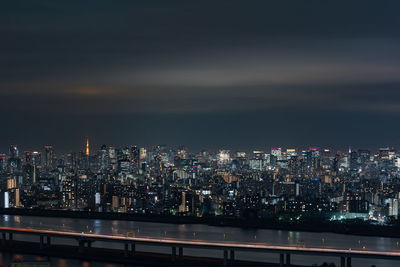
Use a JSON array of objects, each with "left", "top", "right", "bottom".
[{"left": 2, "top": 0, "right": 400, "bottom": 153}]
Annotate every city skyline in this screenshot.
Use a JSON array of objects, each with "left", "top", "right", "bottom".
[
  {"left": 3, "top": 140, "right": 400, "bottom": 156},
  {"left": 1, "top": 135, "right": 400, "bottom": 222}
]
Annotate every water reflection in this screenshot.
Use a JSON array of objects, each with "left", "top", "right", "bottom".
[
  {"left": 0, "top": 215, "right": 399, "bottom": 267},
  {"left": 0, "top": 252, "right": 121, "bottom": 267}
]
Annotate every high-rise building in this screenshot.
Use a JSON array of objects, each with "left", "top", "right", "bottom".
[
  {"left": 44, "top": 145, "right": 54, "bottom": 169},
  {"left": 98, "top": 145, "right": 109, "bottom": 170},
  {"left": 4, "top": 192, "right": 9, "bottom": 209},
  {"left": 271, "top": 147, "right": 282, "bottom": 158},
  {"left": 252, "top": 151, "right": 264, "bottom": 160},
  {"left": 108, "top": 147, "right": 117, "bottom": 170},
  {"left": 131, "top": 145, "right": 140, "bottom": 171},
  {"left": 308, "top": 147, "right": 321, "bottom": 172},
  {"left": 95, "top": 192, "right": 101, "bottom": 205},
  {"left": 0, "top": 154, "right": 8, "bottom": 172},
  {"left": 270, "top": 147, "right": 281, "bottom": 166},
  {"left": 62, "top": 177, "right": 75, "bottom": 208},
  {"left": 286, "top": 149, "right": 297, "bottom": 159},
  {"left": 139, "top": 148, "right": 147, "bottom": 161},
  {"left": 32, "top": 151, "right": 42, "bottom": 166},
  {"left": 112, "top": 196, "right": 119, "bottom": 210},
  {"left": 217, "top": 150, "right": 231, "bottom": 165},
  {"left": 179, "top": 192, "right": 187, "bottom": 213},
  {"left": 379, "top": 147, "right": 390, "bottom": 160},
  {"left": 9, "top": 144, "right": 18, "bottom": 158},
  {"left": 15, "top": 189, "right": 20, "bottom": 207},
  {"left": 358, "top": 149, "right": 370, "bottom": 165},
  {"left": 349, "top": 150, "right": 359, "bottom": 175},
  {"left": 388, "top": 198, "right": 399, "bottom": 217}
]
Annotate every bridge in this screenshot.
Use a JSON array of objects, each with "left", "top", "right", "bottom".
[{"left": 0, "top": 226, "right": 399, "bottom": 267}]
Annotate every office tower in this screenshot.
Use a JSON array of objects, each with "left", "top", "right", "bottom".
[
  {"left": 271, "top": 147, "right": 282, "bottom": 158},
  {"left": 388, "top": 198, "right": 399, "bottom": 217},
  {"left": 350, "top": 149, "right": 359, "bottom": 175},
  {"left": 112, "top": 196, "right": 119, "bottom": 211},
  {"left": 66, "top": 152, "right": 77, "bottom": 170},
  {"left": 309, "top": 147, "right": 321, "bottom": 173},
  {"left": 108, "top": 147, "right": 117, "bottom": 170},
  {"left": 130, "top": 145, "right": 140, "bottom": 171},
  {"left": 95, "top": 192, "right": 101, "bottom": 205},
  {"left": 218, "top": 150, "right": 230, "bottom": 165},
  {"left": 358, "top": 149, "right": 370, "bottom": 165},
  {"left": 0, "top": 154, "right": 7, "bottom": 172},
  {"left": 252, "top": 151, "right": 264, "bottom": 160},
  {"left": 179, "top": 192, "right": 187, "bottom": 213},
  {"left": 8, "top": 144, "right": 21, "bottom": 172},
  {"left": 286, "top": 149, "right": 297, "bottom": 159},
  {"left": 62, "top": 177, "right": 75, "bottom": 208},
  {"left": 4, "top": 192, "right": 9, "bottom": 209},
  {"left": 270, "top": 147, "right": 281, "bottom": 167},
  {"left": 9, "top": 144, "right": 18, "bottom": 158},
  {"left": 379, "top": 147, "right": 390, "bottom": 160},
  {"left": 15, "top": 189, "right": 20, "bottom": 207},
  {"left": 31, "top": 151, "right": 42, "bottom": 166},
  {"left": 139, "top": 148, "right": 147, "bottom": 161},
  {"left": 332, "top": 154, "right": 340, "bottom": 173},
  {"left": 118, "top": 159, "right": 131, "bottom": 174},
  {"left": 44, "top": 145, "right": 54, "bottom": 169},
  {"left": 98, "top": 145, "right": 109, "bottom": 170}
]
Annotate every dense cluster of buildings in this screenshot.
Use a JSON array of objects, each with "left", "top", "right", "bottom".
[{"left": 1, "top": 140, "right": 400, "bottom": 223}]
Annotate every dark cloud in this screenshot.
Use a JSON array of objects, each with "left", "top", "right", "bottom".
[{"left": 1, "top": 1, "right": 400, "bottom": 152}]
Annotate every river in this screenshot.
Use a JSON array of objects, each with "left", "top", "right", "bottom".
[{"left": 0, "top": 215, "right": 398, "bottom": 267}]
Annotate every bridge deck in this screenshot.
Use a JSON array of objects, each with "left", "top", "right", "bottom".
[{"left": 0, "top": 226, "right": 399, "bottom": 261}]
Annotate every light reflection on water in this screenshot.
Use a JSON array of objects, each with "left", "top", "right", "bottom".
[
  {"left": 0, "top": 253, "right": 124, "bottom": 267},
  {"left": 0, "top": 215, "right": 399, "bottom": 267},
  {"left": 0, "top": 253, "right": 125, "bottom": 267}
]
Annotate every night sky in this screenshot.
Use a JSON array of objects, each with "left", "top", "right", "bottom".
[{"left": 2, "top": 1, "right": 400, "bottom": 153}]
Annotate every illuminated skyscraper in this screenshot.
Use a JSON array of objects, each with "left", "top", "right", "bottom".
[
  {"left": 270, "top": 147, "right": 281, "bottom": 167},
  {"left": 139, "top": 148, "right": 147, "bottom": 161},
  {"left": 271, "top": 147, "right": 282, "bottom": 158},
  {"left": 8, "top": 144, "right": 21, "bottom": 172},
  {"left": 217, "top": 150, "right": 231, "bottom": 165},
  {"left": 9, "top": 144, "right": 18, "bottom": 158},
  {"left": 286, "top": 149, "right": 297, "bottom": 159},
  {"left": 4, "top": 192, "right": 9, "bottom": 209}
]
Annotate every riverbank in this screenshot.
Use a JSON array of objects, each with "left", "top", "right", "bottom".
[{"left": 1, "top": 208, "right": 400, "bottom": 239}]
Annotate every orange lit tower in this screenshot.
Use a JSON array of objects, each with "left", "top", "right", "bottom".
[{"left": 86, "top": 138, "right": 90, "bottom": 157}]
